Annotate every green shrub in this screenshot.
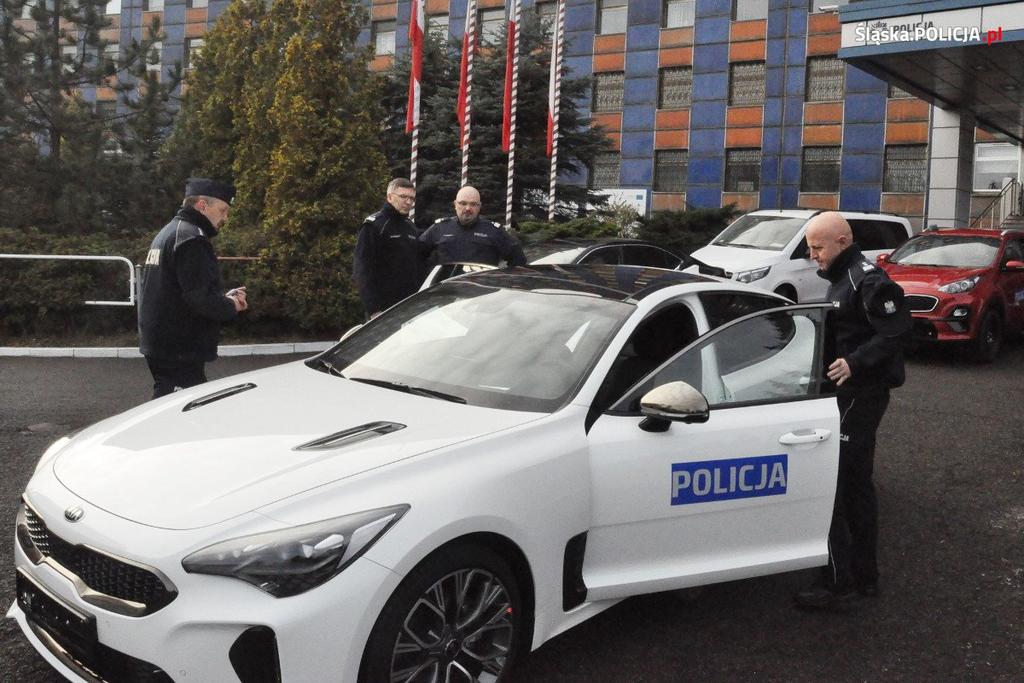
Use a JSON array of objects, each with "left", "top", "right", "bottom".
[{"left": 636, "top": 205, "right": 740, "bottom": 257}]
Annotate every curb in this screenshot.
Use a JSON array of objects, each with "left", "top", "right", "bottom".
[{"left": 0, "top": 342, "right": 334, "bottom": 358}]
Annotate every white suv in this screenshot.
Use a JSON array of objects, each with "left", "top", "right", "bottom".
[{"left": 689, "top": 210, "right": 914, "bottom": 302}]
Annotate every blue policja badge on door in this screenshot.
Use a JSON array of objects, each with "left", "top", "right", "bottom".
[{"left": 671, "top": 454, "right": 787, "bottom": 505}]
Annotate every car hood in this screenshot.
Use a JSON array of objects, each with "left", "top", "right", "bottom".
[
  {"left": 689, "top": 244, "right": 782, "bottom": 274},
  {"left": 49, "top": 361, "right": 540, "bottom": 530},
  {"left": 883, "top": 263, "right": 987, "bottom": 289}
]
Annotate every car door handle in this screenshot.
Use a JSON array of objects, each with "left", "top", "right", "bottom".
[{"left": 779, "top": 428, "right": 831, "bottom": 445}]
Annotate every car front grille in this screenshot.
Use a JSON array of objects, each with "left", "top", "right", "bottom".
[
  {"left": 905, "top": 294, "right": 938, "bottom": 313},
  {"left": 18, "top": 502, "right": 177, "bottom": 616}
]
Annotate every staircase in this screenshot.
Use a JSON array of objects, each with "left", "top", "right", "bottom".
[{"left": 971, "top": 178, "right": 1024, "bottom": 230}]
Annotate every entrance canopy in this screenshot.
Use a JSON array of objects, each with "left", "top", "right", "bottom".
[{"left": 839, "top": 0, "right": 1024, "bottom": 142}]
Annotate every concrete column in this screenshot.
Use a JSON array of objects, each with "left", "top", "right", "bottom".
[{"left": 926, "top": 106, "right": 974, "bottom": 228}]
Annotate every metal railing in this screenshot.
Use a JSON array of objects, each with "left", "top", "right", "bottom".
[
  {"left": 0, "top": 254, "right": 137, "bottom": 306},
  {"left": 970, "top": 178, "right": 1023, "bottom": 230}
]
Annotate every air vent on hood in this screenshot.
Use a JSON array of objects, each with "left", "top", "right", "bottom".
[
  {"left": 293, "top": 421, "right": 406, "bottom": 451},
  {"left": 182, "top": 383, "right": 257, "bottom": 412}
]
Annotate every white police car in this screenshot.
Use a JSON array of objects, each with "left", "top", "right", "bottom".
[{"left": 10, "top": 265, "right": 840, "bottom": 682}]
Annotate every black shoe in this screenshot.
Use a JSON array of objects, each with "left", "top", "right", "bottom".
[
  {"left": 794, "top": 582, "right": 856, "bottom": 610},
  {"left": 857, "top": 582, "right": 879, "bottom": 598}
]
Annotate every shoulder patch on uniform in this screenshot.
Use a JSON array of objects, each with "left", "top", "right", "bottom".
[
  {"left": 883, "top": 300, "right": 897, "bottom": 314},
  {"left": 860, "top": 261, "right": 875, "bottom": 271},
  {"left": 364, "top": 212, "right": 380, "bottom": 222},
  {"left": 433, "top": 217, "right": 445, "bottom": 224}
]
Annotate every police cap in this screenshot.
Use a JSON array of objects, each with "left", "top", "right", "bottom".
[{"left": 185, "top": 177, "right": 236, "bottom": 205}]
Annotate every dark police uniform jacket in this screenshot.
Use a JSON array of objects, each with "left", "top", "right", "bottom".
[
  {"left": 819, "top": 244, "right": 911, "bottom": 395},
  {"left": 352, "top": 203, "right": 421, "bottom": 314},
  {"left": 418, "top": 216, "right": 527, "bottom": 267},
  {"left": 138, "top": 207, "right": 237, "bottom": 363}
]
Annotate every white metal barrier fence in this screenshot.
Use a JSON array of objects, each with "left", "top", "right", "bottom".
[{"left": 0, "top": 254, "right": 137, "bottom": 306}]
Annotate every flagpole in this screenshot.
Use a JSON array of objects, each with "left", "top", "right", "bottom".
[
  {"left": 503, "top": 0, "right": 521, "bottom": 231},
  {"left": 547, "top": 0, "right": 565, "bottom": 221},
  {"left": 407, "top": 0, "right": 424, "bottom": 221},
  {"left": 459, "top": 0, "right": 477, "bottom": 188}
]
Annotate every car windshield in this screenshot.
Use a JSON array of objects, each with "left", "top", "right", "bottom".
[
  {"left": 318, "top": 281, "right": 634, "bottom": 412},
  {"left": 713, "top": 215, "right": 807, "bottom": 251},
  {"left": 888, "top": 235, "right": 1000, "bottom": 268}
]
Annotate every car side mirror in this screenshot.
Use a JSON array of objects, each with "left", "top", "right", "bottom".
[
  {"left": 339, "top": 323, "right": 363, "bottom": 343},
  {"left": 876, "top": 253, "right": 890, "bottom": 264},
  {"left": 1003, "top": 259, "right": 1024, "bottom": 271},
  {"left": 638, "top": 381, "right": 710, "bottom": 432}
]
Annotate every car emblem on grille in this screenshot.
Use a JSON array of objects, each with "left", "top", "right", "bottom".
[{"left": 64, "top": 506, "right": 84, "bottom": 522}]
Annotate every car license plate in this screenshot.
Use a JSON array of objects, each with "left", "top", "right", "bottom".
[{"left": 16, "top": 568, "right": 97, "bottom": 663}]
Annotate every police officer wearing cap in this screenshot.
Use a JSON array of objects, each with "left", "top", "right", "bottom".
[
  {"left": 795, "top": 211, "right": 911, "bottom": 610},
  {"left": 138, "top": 177, "right": 248, "bottom": 399},
  {"left": 419, "top": 185, "right": 527, "bottom": 267},
  {"left": 352, "top": 178, "right": 421, "bottom": 319}
]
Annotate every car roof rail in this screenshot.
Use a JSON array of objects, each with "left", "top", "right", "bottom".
[{"left": 1001, "top": 228, "right": 1024, "bottom": 237}]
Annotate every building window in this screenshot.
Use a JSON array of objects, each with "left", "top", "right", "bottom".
[
  {"left": 655, "top": 150, "right": 688, "bottom": 192},
  {"left": 184, "top": 38, "right": 204, "bottom": 71},
  {"left": 883, "top": 145, "right": 928, "bottom": 193},
  {"left": 974, "top": 142, "right": 1020, "bottom": 191},
  {"left": 593, "top": 71, "right": 625, "bottom": 112},
  {"left": 146, "top": 41, "right": 161, "bottom": 73},
  {"left": 537, "top": 2, "right": 557, "bottom": 38},
  {"left": 144, "top": 0, "right": 164, "bottom": 10},
  {"left": 95, "top": 100, "right": 118, "bottom": 120},
  {"left": 188, "top": 0, "right": 208, "bottom": 7},
  {"left": 733, "top": 0, "right": 768, "bottom": 21},
  {"left": 427, "top": 14, "right": 449, "bottom": 36},
  {"left": 806, "top": 56, "right": 845, "bottom": 102},
  {"left": 659, "top": 66, "right": 692, "bottom": 108},
  {"left": 373, "top": 21, "right": 396, "bottom": 56},
  {"left": 725, "top": 149, "right": 761, "bottom": 192},
  {"left": 103, "top": 42, "right": 119, "bottom": 70},
  {"left": 663, "top": 0, "right": 694, "bottom": 28},
  {"left": 810, "top": 0, "right": 849, "bottom": 13},
  {"left": 591, "top": 152, "right": 621, "bottom": 188},
  {"left": 801, "top": 147, "right": 841, "bottom": 193},
  {"left": 888, "top": 83, "right": 912, "bottom": 99},
  {"left": 729, "top": 61, "right": 765, "bottom": 106},
  {"left": 479, "top": 8, "right": 505, "bottom": 44},
  {"left": 61, "top": 45, "right": 77, "bottom": 73},
  {"left": 105, "top": 0, "right": 120, "bottom": 15},
  {"left": 598, "top": 0, "right": 628, "bottom": 35}
]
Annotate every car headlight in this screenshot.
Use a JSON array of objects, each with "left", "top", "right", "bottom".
[
  {"left": 938, "top": 275, "right": 980, "bottom": 294},
  {"left": 735, "top": 266, "right": 771, "bottom": 283},
  {"left": 182, "top": 505, "right": 409, "bottom": 598}
]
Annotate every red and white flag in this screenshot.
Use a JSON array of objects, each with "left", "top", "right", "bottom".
[
  {"left": 405, "top": 0, "right": 424, "bottom": 134},
  {"left": 501, "top": 1, "right": 519, "bottom": 153},
  {"left": 456, "top": 3, "right": 476, "bottom": 150},
  {"left": 546, "top": 8, "right": 561, "bottom": 158}
]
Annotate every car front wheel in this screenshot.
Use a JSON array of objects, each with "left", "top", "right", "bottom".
[
  {"left": 971, "top": 309, "right": 1002, "bottom": 363},
  {"left": 359, "top": 545, "right": 524, "bottom": 683}
]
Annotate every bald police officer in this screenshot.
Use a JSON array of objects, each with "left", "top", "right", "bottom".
[
  {"left": 138, "top": 178, "right": 248, "bottom": 399},
  {"left": 419, "top": 186, "right": 527, "bottom": 267},
  {"left": 795, "top": 211, "right": 911, "bottom": 610}
]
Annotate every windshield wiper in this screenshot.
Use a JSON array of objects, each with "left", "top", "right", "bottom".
[
  {"left": 349, "top": 377, "right": 467, "bottom": 404},
  {"left": 312, "top": 357, "right": 346, "bottom": 378}
]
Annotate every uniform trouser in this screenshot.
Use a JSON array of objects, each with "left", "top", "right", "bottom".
[
  {"left": 826, "top": 389, "right": 890, "bottom": 590},
  {"left": 146, "top": 357, "right": 207, "bottom": 399}
]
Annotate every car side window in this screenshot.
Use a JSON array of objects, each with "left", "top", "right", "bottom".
[
  {"left": 791, "top": 236, "right": 809, "bottom": 260},
  {"left": 622, "top": 246, "right": 681, "bottom": 268},
  {"left": 880, "top": 220, "right": 910, "bottom": 249},
  {"left": 699, "top": 291, "right": 784, "bottom": 329},
  {"left": 593, "top": 303, "right": 699, "bottom": 412},
  {"left": 849, "top": 220, "right": 887, "bottom": 251},
  {"left": 580, "top": 246, "right": 621, "bottom": 265},
  {"left": 612, "top": 306, "right": 828, "bottom": 413},
  {"left": 1002, "top": 239, "right": 1023, "bottom": 264}
]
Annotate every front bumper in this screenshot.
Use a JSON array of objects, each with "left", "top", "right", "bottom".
[
  {"left": 9, "top": 499, "right": 402, "bottom": 683},
  {"left": 905, "top": 292, "right": 982, "bottom": 343}
]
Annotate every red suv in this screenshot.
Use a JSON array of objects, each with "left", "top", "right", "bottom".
[{"left": 878, "top": 228, "right": 1024, "bottom": 362}]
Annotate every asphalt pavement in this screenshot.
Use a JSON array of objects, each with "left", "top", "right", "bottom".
[{"left": 1, "top": 345, "right": 1022, "bottom": 682}]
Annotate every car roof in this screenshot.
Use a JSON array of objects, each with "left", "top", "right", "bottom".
[
  {"left": 743, "top": 209, "right": 911, "bottom": 223},
  {"left": 526, "top": 237, "right": 656, "bottom": 248},
  {"left": 451, "top": 264, "right": 714, "bottom": 301},
  {"left": 915, "top": 228, "right": 1012, "bottom": 239}
]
